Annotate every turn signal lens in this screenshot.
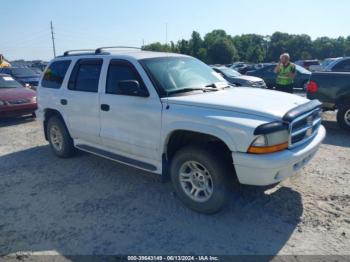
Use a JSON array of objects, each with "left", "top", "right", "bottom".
[{"left": 248, "top": 142, "right": 289, "bottom": 154}]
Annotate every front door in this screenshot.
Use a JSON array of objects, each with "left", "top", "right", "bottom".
[{"left": 99, "top": 59, "right": 162, "bottom": 162}]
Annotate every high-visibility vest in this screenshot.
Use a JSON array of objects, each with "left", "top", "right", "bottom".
[{"left": 276, "top": 63, "right": 295, "bottom": 85}]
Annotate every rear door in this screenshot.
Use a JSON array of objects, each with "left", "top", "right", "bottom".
[
  {"left": 99, "top": 59, "right": 162, "bottom": 163},
  {"left": 63, "top": 58, "right": 103, "bottom": 145}
]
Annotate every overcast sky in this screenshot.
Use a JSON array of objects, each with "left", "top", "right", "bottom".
[{"left": 1, "top": 0, "right": 349, "bottom": 60}]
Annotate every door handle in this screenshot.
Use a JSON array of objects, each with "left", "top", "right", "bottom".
[
  {"left": 60, "top": 99, "right": 67, "bottom": 105},
  {"left": 101, "top": 104, "right": 110, "bottom": 111}
]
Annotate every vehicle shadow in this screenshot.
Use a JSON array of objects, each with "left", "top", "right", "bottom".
[
  {"left": 0, "top": 145, "right": 303, "bottom": 259},
  {"left": 0, "top": 116, "right": 36, "bottom": 128},
  {"left": 322, "top": 119, "right": 350, "bottom": 148}
]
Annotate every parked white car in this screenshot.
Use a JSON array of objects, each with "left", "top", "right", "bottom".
[{"left": 37, "top": 47, "right": 326, "bottom": 213}]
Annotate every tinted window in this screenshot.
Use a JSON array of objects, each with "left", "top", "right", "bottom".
[
  {"left": 333, "top": 59, "right": 350, "bottom": 72},
  {"left": 1, "top": 68, "right": 11, "bottom": 74},
  {"left": 106, "top": 61, "right": 146, "bottom": 95},
  {"left": 11, "top": 67, "right": 38, "bottom": 77},
  {"left": 42, "top": 60, "right": 71, "bottom": 89},
  {"left": 0, "top": 75, "right": 23, "bottom": 89},
  {"left": 304, "top": 61, "right": 319, "bottom": 67},
  {"left": 68, "top": 59, "right": 102, "bottom": 92}
]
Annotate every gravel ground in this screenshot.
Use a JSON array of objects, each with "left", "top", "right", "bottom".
[{"left": 0, "top": 112, "right": 349, "bottom": 258}]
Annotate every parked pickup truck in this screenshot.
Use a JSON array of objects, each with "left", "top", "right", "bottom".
[
  {"left": 307, "top": 72, "right": 350, "bottom": 130},
  {"left": 37, "top": 47, "right": 326, "bottom": 214}
]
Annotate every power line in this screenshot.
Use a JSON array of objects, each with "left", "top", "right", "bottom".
[{"left": 50, "top": 21, "right": 57, "bottom": 58}]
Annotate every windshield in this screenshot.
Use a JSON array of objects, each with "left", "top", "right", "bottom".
[
  {"left": 217, "top": 67, "right": 241, "bottom": 77},
  {"left": 0, "top": 75, "right": 23, "bottom": 89},
  {"left": 295, "top": 65, "right": 311, "bottom": 74},
  {"left": 11, "top": 67, "right": 38, "bottom": 77},
  {"left": 141, "top": 57, "right": 226, "bottom": 96}
]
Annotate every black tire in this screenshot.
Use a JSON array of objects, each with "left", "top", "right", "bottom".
[
  {"left": 31, "top": 112, "right": 36, "bottom": 118},
  {"left": 170, "top": 146, "right": 231, "bottom": 214},
  {"left": 47, "top": 116, "right": 76, "bottom": 158},
  {"left": 337, "top": 104, "right": 350, "bottom": 131}
]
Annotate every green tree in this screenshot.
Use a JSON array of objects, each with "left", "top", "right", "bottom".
[
  {"left": 142, "top": 42, "right": 171, "bottom": 52},
  {"left": 189, "top": 31, "right": 203, "bottom": 58},
  {"left": 207, "top": 38, "right": 238, "bottom": 64}
]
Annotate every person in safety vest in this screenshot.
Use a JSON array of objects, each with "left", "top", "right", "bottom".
[
  {"left": 274, "top": 53, "right": 296, "bottom": 94},
  {"left": 0, "top": 54, "right": 11, "bottom": 68}
]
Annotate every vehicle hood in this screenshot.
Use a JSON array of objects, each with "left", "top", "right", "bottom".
[
  {"left": 0, "top": 87, "right": 36, "bottom": 100},
  {"left": 163, "top": 87, "right": 309, "bottom": 120},
  {"left": 233, "top": 75, "right": 264, "bottom": 82}
]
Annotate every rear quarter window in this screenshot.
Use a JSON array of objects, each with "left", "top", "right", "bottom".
[{"left": 41, "top": 60, "right": 71, "bottom": 89}]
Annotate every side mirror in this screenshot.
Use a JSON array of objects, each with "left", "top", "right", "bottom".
[{"left": 117, "top": 80, "right": 148, "bottom": 97}]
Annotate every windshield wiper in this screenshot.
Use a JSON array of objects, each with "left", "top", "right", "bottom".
[
  {"left": 167, "top": 88, "right": 205, "bottom": 95},
  {"left": 205, "top": 83, "right": 231, "bottom": 90}
]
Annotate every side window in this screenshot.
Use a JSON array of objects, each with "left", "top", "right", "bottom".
[
  {"left": 68, "top": 59, "right": 102, "bottom": 92},
  {"left": 106, "top": 60, "right": 148, "bottom": 96},
  {"left": 42, "top": 60, "right": 71, "bottom": 89},
  {"left": 333, "top": 60, "right": 350, "bottom": 72}
]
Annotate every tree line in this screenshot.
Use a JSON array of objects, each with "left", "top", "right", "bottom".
[{"left": 142, "top": 30, "right": 350, "bottom": 64}]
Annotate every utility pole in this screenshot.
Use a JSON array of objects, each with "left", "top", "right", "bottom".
[{"left": 50, "top": 21, "right": 56, "bottom": 58}]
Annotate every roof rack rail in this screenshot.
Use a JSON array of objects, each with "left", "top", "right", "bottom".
[
  {"left": 95, "top": 46, "right": 141, "bottom": 54},
  {"left": 63, "top": 49, "right": 96, "bottom": 56}
]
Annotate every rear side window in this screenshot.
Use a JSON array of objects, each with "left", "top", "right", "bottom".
[
  {"left": 68, "top": 59, "right": 102, "bottom": 92},
  {"left": 106, "top": 60, "right": 146, "bottom": 95},
  {"left": 42, "top": 60, "right": 71, "bottom": 89},
  {"left": 333, "top": 59, "right": 350, "bottom": 72}
]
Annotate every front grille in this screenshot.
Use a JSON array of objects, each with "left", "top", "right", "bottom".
[
  {"left": 8, "top": 98, "right": 31, "bottom": 105},
  {"left": 289, "top": 108, "right": 322, "bottom": 148}
]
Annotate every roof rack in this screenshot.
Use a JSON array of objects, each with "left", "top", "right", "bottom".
[
  {"left": 95, "top": 46, "right": 141, "bottom": 54},
  {"left": 63, "top": 49, "right": 95, "bottom": 56}
]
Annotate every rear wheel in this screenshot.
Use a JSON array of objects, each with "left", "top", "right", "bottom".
[
  {"left": 337, "top": 104, "right": 350, "bottom": 131},
  {"left": 170, "top": 146, "right": 231, "bottom": 214},
  {"left": 47, "top": 116, "right": 75, "bottom": 158}
]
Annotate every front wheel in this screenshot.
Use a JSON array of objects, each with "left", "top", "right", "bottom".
[
  {"left": 337, "top": 104, "right": 350, "bottom": 131},
  {"left": 170, "top": 146, "right": 231, "bottom": 214}
]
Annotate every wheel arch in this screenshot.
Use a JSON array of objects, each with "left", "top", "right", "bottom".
[
  {"left": 43, "top": 108, "right": 70, "bottom": 141},
  {"left": 163, "top": 128, "right": 235, "bottom": 169}
]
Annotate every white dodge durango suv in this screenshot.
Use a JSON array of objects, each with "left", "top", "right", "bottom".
[{"left": 37, "top": 47, "right": 326, "bottom": 213}]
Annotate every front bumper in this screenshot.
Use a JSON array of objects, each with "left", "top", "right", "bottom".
[
  {"left": 0, "top": 103, "right": 37, "bottom": 117},
  {"left": 232, "top": 125, "right": 326, "bottom": 186}
]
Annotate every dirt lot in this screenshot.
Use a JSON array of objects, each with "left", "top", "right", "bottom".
[{"left": 0, "top": 112, "right": 349, "bottom": 258}]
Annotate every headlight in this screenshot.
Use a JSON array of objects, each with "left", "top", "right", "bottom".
[
  {"left": 0, "top": 100, "right": 6, "bottom": 106},
  {"left": 31, "top": 96, "right": 37, "bottom": 103},
  {"left": 248, "top": 122, "right": 289, "bottom": 154}
]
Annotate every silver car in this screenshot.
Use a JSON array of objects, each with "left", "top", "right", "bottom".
[{"left": 211, "top": 66, "right": 267, "bottom": 88}]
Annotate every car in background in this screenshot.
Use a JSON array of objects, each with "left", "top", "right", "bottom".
[
  {"left": 324, "top": 57, "right": 350, "bottom": 72},
  {"left": 211, "top": 66, "right": 267, "bottom": 88},
  {"left": 0, "top": 67, "right": 41, "bottom": 90},
  {"left": 246, "top": 63, "right": 311, "bottom": 90},
  {"left": 0, "top": 74, "right": 37, "bottom": 117},
  {"left": 309, "top": 58, "right": 340, "bottom": 72},
  {"left": 307, "top": 71, "right": 350, "bottom": 130},
  {"left": 295, "top": 60, "right": 320, "bottom": 71}
]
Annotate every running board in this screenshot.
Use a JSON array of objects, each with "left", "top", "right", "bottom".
[{"left": 76, "top": 144, "right": 157, "bottom": 172}]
